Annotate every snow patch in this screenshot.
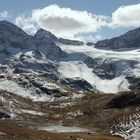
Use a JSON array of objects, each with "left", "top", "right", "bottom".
[
  {"left": 0, "top": 80, "right": 54, "bottom": 102},
  {"left": 42, "top": 82, "right": 60, "bottom": 90},
  {"left": 58, "top": 61, "right": 130, "bottom": 93},
  {"left": 0, "top": 132, "right": 6, "bottom": 135},
  {"left": 21, "top": 109, "right": 45, "bottom": 116}
]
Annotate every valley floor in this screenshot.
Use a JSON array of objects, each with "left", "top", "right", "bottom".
[
  {"left": 0, "top": 121, "right": 123, "bottom": 140},
  {"left": 1, "top": 90, "right": 140, "bottom": 139}
]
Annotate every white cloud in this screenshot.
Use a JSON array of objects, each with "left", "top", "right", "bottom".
[
  {"left": 0, "top": 11, "right": 8, "bottom": 20},
  {"left": 111, "top": 3, "right": 140, "bottom": 28},
  {"left": 15, "top": 4, "right": 109, "bottom": 39},
  {"left": 75, "top": 33, "right": 103, "bottom": 42},
  {"left": 15, "top": 3, "right": 140, "bottom": 41},
  {"left": 15, "top": 14, "right": 39, "bottom": 34}
]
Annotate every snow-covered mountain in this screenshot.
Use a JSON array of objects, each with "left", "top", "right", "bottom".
[
  {"left": 1, "top": 20, "right": 140, "bottom": 140},
  {"left": 0, "top": 20, "right": 140, "bottom": 96}
]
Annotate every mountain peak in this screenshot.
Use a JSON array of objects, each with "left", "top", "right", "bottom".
[
  {"left": 34, "top": 28, "right": 58, "bottom": 42},
  {"left": 0, "top": 20, "right": 27, "bottom": 36},
  {"left": 0, "top": 20, "right": 28, "bottom": 49}
]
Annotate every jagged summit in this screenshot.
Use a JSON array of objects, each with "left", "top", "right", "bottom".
[
  {"left": 34, "top": 28, "right": 58, "bottom": 42},
  {"left": 0, "top": 20, "right": 85, "bottom": 47},
  {"left": 0, "top": 21, "right": 66, "bottom": 60},
  {"left": 35, "top": 28, "right": 84, "bottom": 46}
]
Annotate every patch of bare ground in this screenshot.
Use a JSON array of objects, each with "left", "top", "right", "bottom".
[{"left": 0, "top": 121, "right": 123, "bottom": 140}]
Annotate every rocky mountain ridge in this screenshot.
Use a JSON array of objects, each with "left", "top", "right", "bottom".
[
  {"left": 0, "top": 20, "right": 140, "bottom": 94},
  {"left": 95, "top": 27, "right": 140, "bottom": 50}
]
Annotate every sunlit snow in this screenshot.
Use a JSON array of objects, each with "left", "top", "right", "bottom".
[{"left": 58, "top": 45, "right": 139, "bottom": 93}]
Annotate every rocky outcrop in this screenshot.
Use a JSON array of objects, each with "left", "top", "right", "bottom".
[
  {"left": 84, "top": 56, "right": 137, "bottom": 79},
  {"left": 34, "top": 29, "right": 58, "bottom": 42},
  {"left": 60, "top": 77, "right": 95, "bottom": 91},
  {"left": 95, "top": 27, "right": 140, "bottom": 50},
  {"left": 0, "top": 112, "right": 10, "bottom": 119},
  {"left": 126, "top": 76, "right": 140, "bottom": 90},
  {"left": 59, "top": 38, "right": 84, "bottom": 46},
  {"left": 33, "top": 36, "right": 65, "bottom": 60}
]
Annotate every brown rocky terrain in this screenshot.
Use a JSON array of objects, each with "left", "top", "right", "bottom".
[{"left": 1, "top": 90, "right": 140, "bottom": 140}]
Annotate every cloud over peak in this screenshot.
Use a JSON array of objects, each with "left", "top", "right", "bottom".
[
  {"left": 15, "top": 3, "right": 140, "bottom": 42},
  {"left": 15, "top": 4, "right": 109, "bottom": 39}
]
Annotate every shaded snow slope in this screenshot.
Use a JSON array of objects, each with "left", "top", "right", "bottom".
[{"left": 58, "top": 61, "right": 129, "bottom": 93}]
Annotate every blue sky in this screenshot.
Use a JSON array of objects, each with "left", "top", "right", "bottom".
[
  {"left": 0, "top": 0, "right": 139, "bottom": 15},
  {"left": 0, "top": 0, "right": 140, "bottom": 42}
]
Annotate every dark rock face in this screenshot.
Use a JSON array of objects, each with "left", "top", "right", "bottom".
[
  {"left": 34, "top": 29, "right": 58, "bottom": 42},
  {"left": 61, "top": 78, "right": 94, "bottom": 91},
  {"left": 106, "top": 92, "right": 140, "bottom": 108},
  {"left": 0, "top": 20, "right": 28, "bottom": 49},
  {"left": 95, "top": 28, "right": 140, "bottom": 50},
  {"left": 59, "top": 38, "right": 84, "bottom": 46},
  {"left": 33, "top": 36, "right": 65, "bottom": 60},
  {"left": 126, "top": 76, "right": 140, "bottom": 90},
  {"left": 0, "top": 112, "right": 10, "bottom": 119},
  {"left": 13, "top": 68, "right": 30, "bottom": 74},
  {"left": 84, "top": 56, "right": 138, "bottom": 80},
  {"left": 86, "top": 42, "right": 94, "bottom": 46},
  {"left": 0, "top": 20, "right": 66, "bottom": 61}
]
